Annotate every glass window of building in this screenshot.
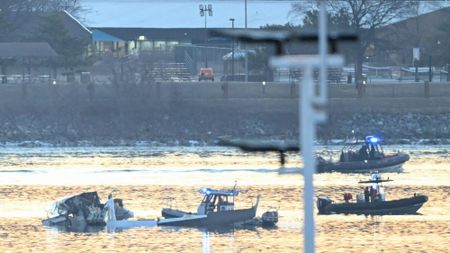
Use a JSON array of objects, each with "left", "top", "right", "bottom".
[
  {"left": 166, "top": 41, "right": 179, "bottom": 51},
  {"left": 141, "top": 41, "right": 153, "bottom": 51},
  {"left": 154, "top": 41, "right": 166, "bottom": 51}
]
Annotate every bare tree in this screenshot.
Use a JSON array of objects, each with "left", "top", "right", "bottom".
[
  {"left": 105, "top": 52, "right": 168, "bottom": 94},
  {"left": 366, "top": 1, "right": 449, "bottom": 68},
  {"left": 436, "top": 13, "right": 450, "bottom": 68},
  {"left": 0, "top": 0, "right": 83, "bottom": 41},
  {"left": 291, "top": 0, "right": 413, "bottom": 84},
  {"left": 0, "top": 0, "right": 82, "bottom": 14},
  {"left": 405, "top": 1, "right": 448, "bottom": 65},
  {"left": 0, "top": 1, "right": 31, "bottom": 40},
  {"left": 32, "top": 0, "right": 83, "bottom": 15}
]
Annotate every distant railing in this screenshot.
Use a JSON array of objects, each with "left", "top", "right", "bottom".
[{"left": 0, "top": 74, "right": 54, "bottom": 84}]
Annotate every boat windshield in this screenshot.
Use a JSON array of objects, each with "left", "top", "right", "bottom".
[
  {"left": 198, "top": 188, "right": 238, "bottom": 213},
  {"left": 339, "top": 136, "right": 384, "bottom": 162}
]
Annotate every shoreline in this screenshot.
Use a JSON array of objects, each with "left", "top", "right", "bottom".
[
  {"left": 4, "top": 138, "right": 450, "bottom": 148},
  {"left": 1, "top": 111, "right": 449, "bottom": 147},
  {"left": 0, "top": 83, "right": 449, "bottom": 147}
]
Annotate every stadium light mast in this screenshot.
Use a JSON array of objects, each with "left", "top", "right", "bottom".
[
  {"left": 199, "top": 3, "right": 213, "bottom": 68},
  {"left": 230, "top": 18, "right": 235, "bottom": 81}
]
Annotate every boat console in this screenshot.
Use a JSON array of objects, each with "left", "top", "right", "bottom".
[
  {"left": 340, "top": 136, "right": 384, "bottom": 162},
  {"left": 197, "top": 188, "right": 238, "bottom": 214}
]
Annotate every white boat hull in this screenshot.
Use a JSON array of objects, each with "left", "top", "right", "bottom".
[{"left": 107, "top": 220, "right": 157, "bottom": 231}]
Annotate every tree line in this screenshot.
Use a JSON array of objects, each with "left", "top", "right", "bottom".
[
  {"left": 252, "top": 0, "right": 450, "bottom": 84},
  {"left": 0, "top": 0, "right": 88, "bottom": 71}
]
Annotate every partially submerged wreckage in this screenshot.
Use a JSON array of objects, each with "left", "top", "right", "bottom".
[{"left": 42, "top": 192, "right": 133, "bottom": 230}]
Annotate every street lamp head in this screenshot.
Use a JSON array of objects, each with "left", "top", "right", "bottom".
[{"left": 229, "top": 18, "right": 235, "bottom": 28}]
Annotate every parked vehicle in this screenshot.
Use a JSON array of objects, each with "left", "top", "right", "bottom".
[{"left": 199, "top": 67, "right": 214, "bottom": 81}]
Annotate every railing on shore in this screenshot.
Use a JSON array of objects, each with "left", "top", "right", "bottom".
[{"left": 2, "top": 79, "right": 450, "bottom": 102}]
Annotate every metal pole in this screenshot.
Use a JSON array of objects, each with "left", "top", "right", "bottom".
[
  {"left": 415, "top": 60, "right": 419, "bottom": 82},
  {"left": 304, "top": 1, "right": 327, "bottom": 252},
  {"left": 205, "top": 9, "right": 208, "bottom": 68},
  {"left": 318, "top": 0, "right": 328, "bottom": 104},
  {"left": 271, "top": 54, "right": 342, "bottom": 253},
  {"left": 301, "top": 64, "right": 315, "bottom": 253},
  {"left": 267, "top": 3, "right": 345, "bottom": 252},
  {"left": 429, "top": 55, "right": 432, "bottom": 82},
  {"left": 244, "top": 0, "right": 248, "bottom": 82},
  {"left": 230, "top": 18, "right": 235, "bottom": 81}
]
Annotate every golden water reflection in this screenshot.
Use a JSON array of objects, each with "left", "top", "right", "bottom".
[{"left": 0, "top": 146, "right": 448, "bottom": 252}]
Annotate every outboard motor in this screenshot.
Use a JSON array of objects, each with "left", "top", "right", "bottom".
[
  {"left": 317, "top": 197, "right": 332, "bottom": 213},
  {"left": 261, "top": 210, "right": 279, "bottom": 226}
]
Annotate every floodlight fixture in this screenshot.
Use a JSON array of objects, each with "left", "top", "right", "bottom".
[{"left": 208, "top": 4, "right": 213, "bottom": 16}]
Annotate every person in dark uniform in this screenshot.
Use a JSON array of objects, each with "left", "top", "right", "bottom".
[
  {"left": 359, "top": 144, "right": 369, "bottom": 160},
  {"left": 369, "top": 144, "right": 376, "bottom": 159},
  {"left": 364, "top": 187, "right": 370, "bottom": 203}
]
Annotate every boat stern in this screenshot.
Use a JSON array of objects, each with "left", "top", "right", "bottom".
[{"left": 317, "top": 197, "right": 332, "bottom": 214}]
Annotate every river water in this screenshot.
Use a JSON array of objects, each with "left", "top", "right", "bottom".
[{"left": 0, "top": 145, "right": 448, "bottom": 252}]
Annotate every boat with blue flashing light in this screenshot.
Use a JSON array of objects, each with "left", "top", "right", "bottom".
[
  {"left": 159, "top": 185, "right": 259, "bottom": 228},
  {"left": 317, "top": 136, "right": 409, "bottom": 173},
  {"left": 317, "top": 172, "right": 428, "bottom": 215}
]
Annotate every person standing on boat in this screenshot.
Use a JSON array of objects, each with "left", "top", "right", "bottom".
[
  {"left": 359, "top": 144, "right": 369, "bottom": 160},
  {"left": 364, "top": 187, "right": 370, "bottom": 203},
  {"left": 371, "top": 185, "right": 379, "bottom": 202},
  {"left": 104, "top": 194, "right": 116, "bottom": 222},
  {"left": 369, "top": 144, "right": 376, "bottom": 159}
]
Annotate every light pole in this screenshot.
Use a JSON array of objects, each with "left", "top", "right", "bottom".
[
  {"left": 413, "top": 47, "right": 420, "bottom": 82},
  {"left": 229, "top": 18, "right": 235, "bottom": 81},
  {"left": 244, "top": 0, "right": 248, "bottom": 82},
  {"left": 199, "top": 4, "right": 213, "bottom": 68},
  {"left": 429, "top": 55, "right": 432, "bottom": 82},
  {"left": 436, "top": 40, "right": 442, "bottom": 82}
]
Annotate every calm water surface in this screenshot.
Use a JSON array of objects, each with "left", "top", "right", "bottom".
[{"left": 0, "top": 145, "right": 449, "bottom": 252}]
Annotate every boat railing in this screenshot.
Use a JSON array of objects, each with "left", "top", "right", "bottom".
[{"left": 162, "top": 197, "right": 176, "bottom": 209}]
